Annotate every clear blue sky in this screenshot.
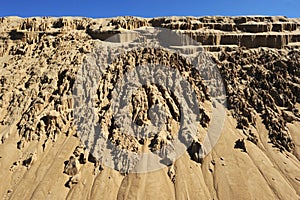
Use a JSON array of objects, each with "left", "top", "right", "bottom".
[{"left": 0, "top": 0, "right": 299, "bottom": 18}]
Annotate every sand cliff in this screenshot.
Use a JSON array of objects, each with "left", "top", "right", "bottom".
[{"left": 0, "top": 16, "right": 299, "bottom": 199}]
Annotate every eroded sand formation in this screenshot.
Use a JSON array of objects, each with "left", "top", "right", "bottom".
[{"left": 0, "top": 16, "right": 299, "bottom": 199}]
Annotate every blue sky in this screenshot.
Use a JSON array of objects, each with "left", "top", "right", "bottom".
[{"left": 0, "top": 0, "right": 299, "bottom": 18}]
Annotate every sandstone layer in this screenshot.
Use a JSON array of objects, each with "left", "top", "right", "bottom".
[{"left": 0, "top": 16, "right": 299, "bottom": 199}]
